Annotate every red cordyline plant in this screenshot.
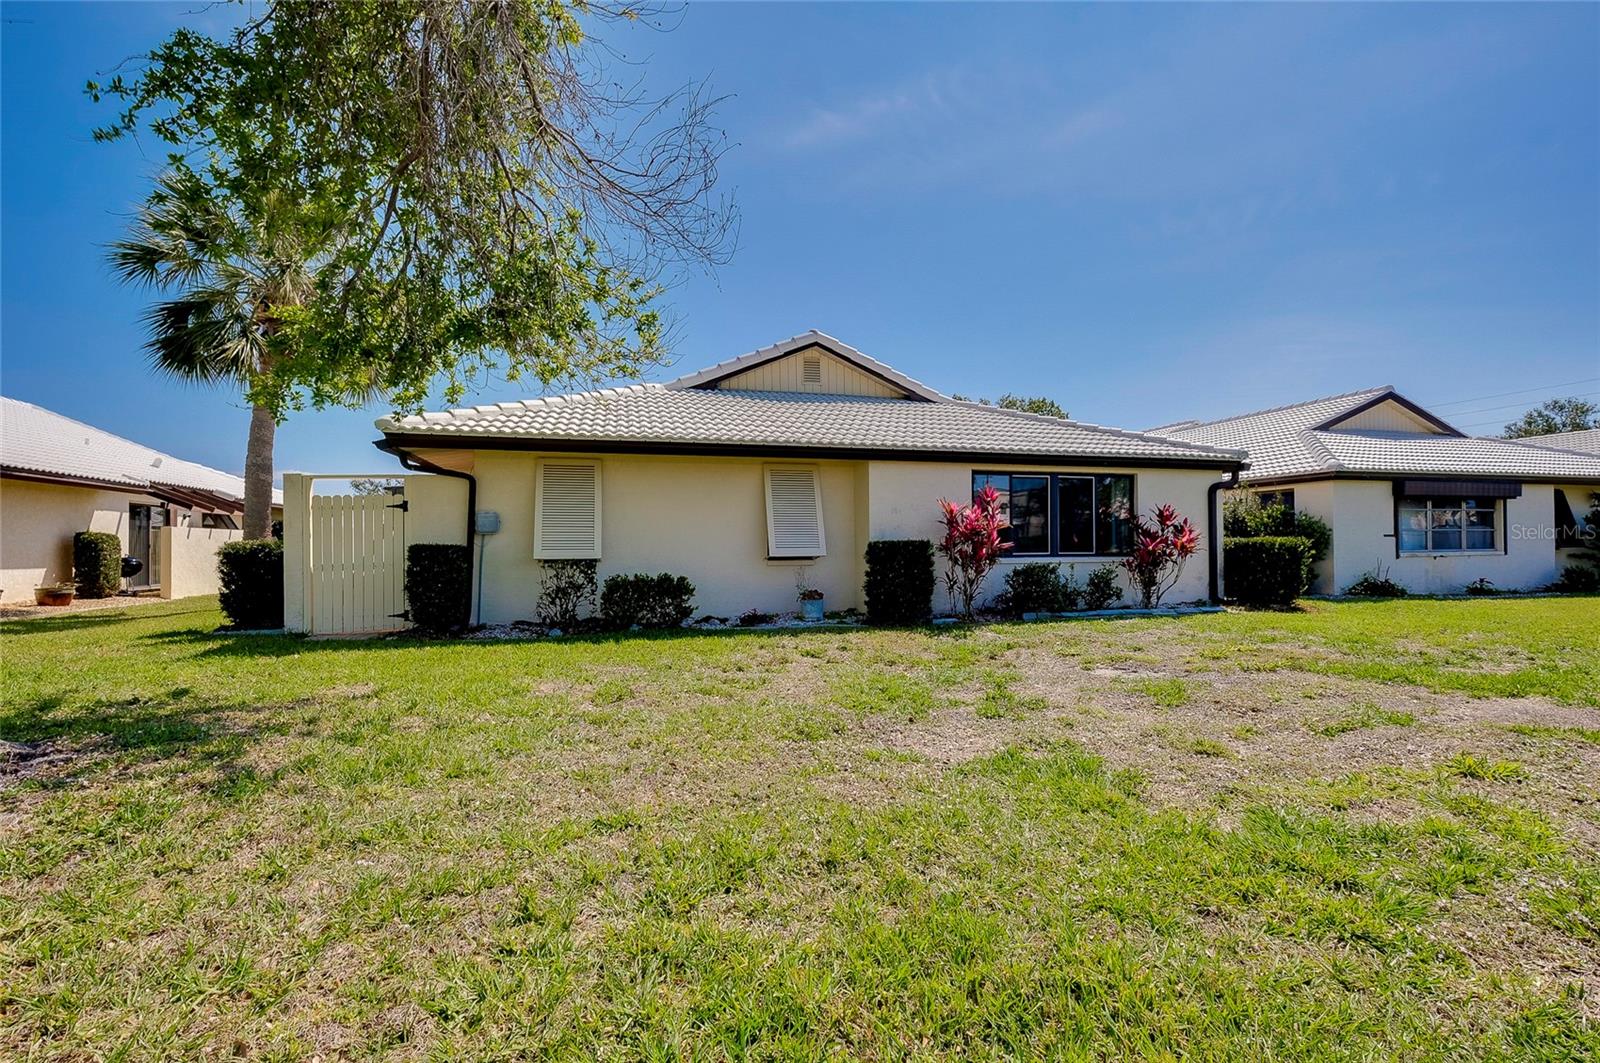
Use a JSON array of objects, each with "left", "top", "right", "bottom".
[
  {"left": 1121, "top": 503, "right": 1200, "bottom": 608},
  {"left": 936, "top": 484, "right": 1012, "bottom": 619}
]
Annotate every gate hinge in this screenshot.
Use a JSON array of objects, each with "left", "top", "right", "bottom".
[
  {"left": 389, "top": 610, "right": 411, "bottom": 621},
  {"left": 386, "top": 500, "right": 409, "bottom": 511}
]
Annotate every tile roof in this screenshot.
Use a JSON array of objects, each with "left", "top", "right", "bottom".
[
  {"left": 1, "top": 395, "right": 278, "bottom": 505},
  {"left": 378, "top": 383, "right": 1246, "bottom": 466},
  {"left": 1158, "top": 387, "right": 1600, "bottom": 482},
  {"left": 1520, "top": 428, "right": 1600, "bottom": 456}
]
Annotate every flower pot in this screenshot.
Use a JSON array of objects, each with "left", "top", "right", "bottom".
[
  {"left": 800, "top": 597, "right": 825, "bottom": 622},
  {"left": 35, "top": 587, "right": 74, "bottom": 607}
]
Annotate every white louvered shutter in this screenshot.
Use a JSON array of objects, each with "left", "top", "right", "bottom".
[
  {"left": 535, "top": 461, "right": 601, "bottom": 559},
  {"left": 765, "top": 465, "right": 826, "bottom": 558}
]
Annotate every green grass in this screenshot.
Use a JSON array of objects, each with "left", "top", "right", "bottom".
[
  {"left": 1127, "top": 677, "right": 1190, "bottom": 707},
  {"left": 1203, "top": 598, "right": 1600, "bottom": 706},
  {"left": 1311, "top": 700, "right": 1417, "bottom": 737},
  {"left": 1509, "top": 723, "right": 1600, "bottom": 747},
  {"left": 2, "top": 596, "right": 1598, "bottom": 1059}
]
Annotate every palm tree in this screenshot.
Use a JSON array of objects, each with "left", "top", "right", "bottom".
[{"left": 109, "top": 171, "right": 321, "bottom": 539}]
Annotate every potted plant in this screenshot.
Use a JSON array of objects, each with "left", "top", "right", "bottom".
[
  {"left": 35, "top": 583, "right": 75, "bottom": 607},
  {"left": 795, "top": 570, "right": 825, "bottom": 621}
]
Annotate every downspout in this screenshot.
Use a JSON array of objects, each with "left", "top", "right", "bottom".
[
  {"left": 1207, "top": 467, "right": 1243, "bottom": 604},
  {"left": 375, "top": 438, "right": 480, "bottom": 621}
]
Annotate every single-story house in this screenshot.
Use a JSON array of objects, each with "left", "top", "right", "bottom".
[
  {"left": 354, "top": 332, "right": 1249, "bottom": 625},
  {"left": 0, "top": 396, "right": 279, "bottom": 603},
  {"left": 1152, "top": 387, "right": 1600, "bottom": 595}
]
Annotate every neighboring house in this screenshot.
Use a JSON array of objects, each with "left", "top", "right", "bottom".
[
  {"left": 336, "top": 331, "right": 1247, "bottom": 625},
  {"left": 1154, "top": 387, "right": 1600, "bottom": 595},
  {"left": 0, "top": 396, "right": 280, "bottom": 603},
  {"left": 1520, "top": 427, "right": 1600, "bottom": 456}
]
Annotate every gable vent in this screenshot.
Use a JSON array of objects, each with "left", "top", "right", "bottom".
[
  {"left": 765, "top": 465, "right": 826, "bottom": 558},
  {"left": 802, "top": 354, "right": 823, "bottom": 388},
  {"left": 536, "top": 460, "right": 601, "bottom": 559}
]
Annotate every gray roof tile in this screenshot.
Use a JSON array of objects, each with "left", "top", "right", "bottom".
[
  {"left": 1160, "top": 387, "right": 1600, "bottom": 481},
  {"left": 379, "top": 383, "right": 1245, "bottom": 465}
]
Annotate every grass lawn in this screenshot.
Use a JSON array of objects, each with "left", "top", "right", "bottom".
[{"left": 2, "top": 597, "right": 1597, "bottom": 1059}]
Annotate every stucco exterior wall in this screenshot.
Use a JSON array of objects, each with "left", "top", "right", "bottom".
[
  {"left": 1291, "top": 478, "right": 1573, "bottom": 595},
  {"left": 864, "top": 460, "right": 1226, "bottom": 607},
  {"left": 0, "top": 478, "right": 149, "bottom": 603},
  {"left": 157, "top": 526, "right": 242, "bottom": 599},
  {"left": 468, "top": 451, "right": 865, "bottom": 622}
]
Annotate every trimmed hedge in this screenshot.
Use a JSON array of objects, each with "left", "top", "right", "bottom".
[
  {"left": 218, "top": 539, "right": 285, "bottom": 628},
  {"left": 405, "top": 543, "right": 473, "bottom": 634},
  {"left": 599, "top": 573, "right": 695, "bottom": 630},
  {"left": 1224, "top": 536, "right": 1312, "bottom": 606},
  {"left": 863, "top": 539, "right": 935, "bottom": 625},
  {"left": 73, "top": 531, "right": 122, "bottom": 598}
]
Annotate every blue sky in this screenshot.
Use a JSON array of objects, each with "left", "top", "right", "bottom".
[{"left": 3, "top": 2, "right": 1597, "bottom": 477}]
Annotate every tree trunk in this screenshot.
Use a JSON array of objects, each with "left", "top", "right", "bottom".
[{"left": 242, "top": 403, "right": 276, "bottom": 540}]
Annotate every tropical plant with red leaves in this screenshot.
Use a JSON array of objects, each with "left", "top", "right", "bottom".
[
  {"left": 1121, "top": 503, "right": 1200, "bottom": 608},
  {"left": 936, "top": 485, "right": 1012, "bottom": 618}
]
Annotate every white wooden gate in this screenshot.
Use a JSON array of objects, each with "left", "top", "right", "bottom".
[{"left": 308, "top": 491, "right": 409, "bottom": 635}]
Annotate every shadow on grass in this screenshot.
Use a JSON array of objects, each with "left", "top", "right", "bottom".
[{"left": 0, "top": 605, "right": 217, "bottom": 636}]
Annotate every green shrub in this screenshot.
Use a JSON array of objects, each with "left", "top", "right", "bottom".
[
  {"left": 72, "top": 531, "right": 122, "bottom": 598},
  {"left": 1346, "top": 568, "right": 1408, "bottom": 598},
  {"left": 217, "top": 539, "right": 284, "bottom": 628},
  {"left": 405, "top": 543, "right": 473, "bottom": 634},
  {"left": 1224, "top": 496, "right": 1331, "bottom": 590},
  {"left": 536, "top": 559, "right": 597, "bottom": 628},
  {"left": 1224, "top": 536, "right": 1312, "bottom": 606},
  {"left": 998, "top": 562, "right": 1065, "bottom": 616},
  {"left": 599, "top": 573, "right": 695, "bottom": 630},
  {"left": 863, "top": 539, "right": 935, "bottom": 625},
  {"left": 1082, "top": 565, "right": 1123, "bottom": 610},
  {"left": 1546, "top": 565, "right": 1600, "bottom": 593}
]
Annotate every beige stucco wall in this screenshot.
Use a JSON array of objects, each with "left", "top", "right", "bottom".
[
  {"left": 157, "top": 525, "right": 242, "bottom": 599},
  {"left": 0, "top": 478, "right": 151, "bottom": 603},
  {"left": 1283, "top": 478, "right": 1580, "bottom": 595},
  {"left": 467, "top": 451, "right": 864, "bottom": 622},
  {"left": 864, "top": 461, "right": 1226, "bottom": 608}
]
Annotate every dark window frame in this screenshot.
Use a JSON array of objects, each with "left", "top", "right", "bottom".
[{"left": 972, "top": 471, "right": 1136, "bottom": 558}]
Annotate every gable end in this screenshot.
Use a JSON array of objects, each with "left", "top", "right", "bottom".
[
  {"left": 704, "top": 343, "right": 919, "bottom": 399},
  {"left": 1316, "top": 393, "right": 1462, "bottom": 436}
]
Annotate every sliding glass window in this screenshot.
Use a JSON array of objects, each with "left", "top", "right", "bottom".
[{"left": 972, "top": 472, "right": 1135, "bottom": 557}]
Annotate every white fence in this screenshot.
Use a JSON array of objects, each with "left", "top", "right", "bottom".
[{"left": 281, "top": 472, "right": 469, "bottom": 635}]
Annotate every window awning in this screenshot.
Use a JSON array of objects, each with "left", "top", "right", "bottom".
[{"left": 1392, "top": 479, "right": 1522, "bottom": 499}]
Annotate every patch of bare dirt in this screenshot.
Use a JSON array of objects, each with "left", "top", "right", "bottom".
[{"left": 0, "top": 737, "right": 87, "bottom": 789}]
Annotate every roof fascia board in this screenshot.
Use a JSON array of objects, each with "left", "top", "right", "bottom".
[
  {"left": 378, "top": 434, "right": 1249, "bottom": 471},
  {"left": 0, "top": 466, "right": 151, "bottom": 495}
]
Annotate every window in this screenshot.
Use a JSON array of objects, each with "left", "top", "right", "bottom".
[
  {"left": 1397, "top": 497, "right": 1496, "bottom": 553},
  {"left": 535, "top": 460, "right": 601, "bottom": 559},
  {"left": 972, "top": 472, "right": 1135, "bottom": 557},
  {"left": 765, "top": 465, "right": 826, "bottom": 558},
  {"left": 200, "top": 513, "right": 238, "bottom": 530},
  {"left": 1256, "top": 489, "right": 1295, "bottom": 513}
]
